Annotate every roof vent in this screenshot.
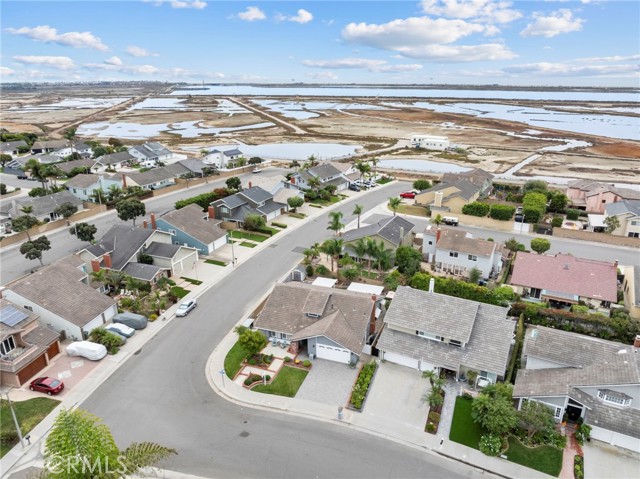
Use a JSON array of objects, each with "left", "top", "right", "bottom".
[
  {"left": 618, "top": 349, "right": 628, "bottom": 355},
  {"left": 563, "top": 264, "right": 569, "bottom": 270},
  {"left": 531, "top": 330, "right": 538, "bottom": 338}
]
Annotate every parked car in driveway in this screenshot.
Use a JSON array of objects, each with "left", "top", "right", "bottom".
[
  {"left": 105, "top": 323, "right": 135, "bottom": 338},
  {"left": 348, "top": 183, "right": 361, "bottom": 192},
  {"left": 113, "top": 311, "right": 148, "bottom": 330},
  {"left": 66, "top": 341, "right": 108, "bottom": 361},
  {"left": 399, "top": 191, "right": 417, "bottom": 199},
  {"left": 176, "top": 298, "right": 197, "bottom": 317},
  {"left": 29, "top": 377, "right": 64, "bottom": 395}
]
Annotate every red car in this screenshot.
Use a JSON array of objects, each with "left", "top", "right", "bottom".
[
  {"left": 399, "top": 191, "right": 417, "bottom": 199},
  {"left": 29, "top": 377, "right": 64, "bottom": 396}
]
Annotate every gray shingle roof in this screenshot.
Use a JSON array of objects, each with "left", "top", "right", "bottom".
[
  {"left": 214, "top": 193, "right": 246, "bottom": 209},
  {"left": 159, "top": 204, "right": 227, "bottom": 245},
  {"left": 224, "top": 148, "right": 242, "bottom": 156},
  {"left": 257, "top": 200, "right": 285, "bottom": 216},
  {"left": 96, "top": 151, "right": 134, "bottom": 165},
  {"left": 255, "top": 282, "right": 374, "bottom": 354},
  {"left": 87, "top": 225, "right": 155, "bottom": 271},
  {"left": 145, "top": 242, "right": 182, "bottom": 259},
  {"left": 570, "top": 388, "right": 640, "bottom": 439},
  {"left": 64, "top": 174, "right": 100, "bottom": 189},
  {"left": 342, "top": 216, "right": 415, "bottom": 247},
  {"left": 32, "top": 140, "right": 67, "bottom": 150},
  {"left": 1, "top": 140, "right": 27, "bottom": 152},
  {"left": 6, "top": 256, "right": 116, "bottom": 328},
  {"left": 307, "top": 163, "right": 342, "bottom": 179},
  {"left": 130, "top": 143, "right": 171, "bottom": 159},
  {"left": 239, "top": 186, "right": 273, "bottom": 205},
  {"left": 178, "top": 158, "right": 206, "bottom": 174},
  {"left": 1, "top": 190, "right": 83, "bottom": 218},
  {"left": 122, "top": 262, "right": 165, "bottom": 281},
  {"left": 605, "top": 199, "right": 640, "bottom": 217},
  {"left": 383, "top": 286, "right": 479, "bottom": 343},
  {"left": 377, "top": 290, "right": 514, "bottom": 376},
  {"left": 127, "top": 164, "right": 189, "bottom": 186},
  {"left": 55, "top": 158, "right": 98, "bottom": 174}
]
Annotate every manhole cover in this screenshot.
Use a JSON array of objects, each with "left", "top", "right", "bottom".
[{"left": 239, "top": 431, "right": 250, "bottom": 438}]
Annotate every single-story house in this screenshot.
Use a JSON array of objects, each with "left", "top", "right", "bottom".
[
  {"left": 94, "top": 151, "right": 135, "bottom": 170},
  {"left": 621, "top": 266, "right": 640, "bottom": 320},
  {"left": 0, "top": 140, "right": 28, "bottom": 156},
  {"left": 509, "top": 252, "right": 618, "bottom": 309},
  {"left": 55, "top": 158, "right": 101, "bottom": 175},
  {"left": 415, "top": 179, "right": 484, "bottom": 214},
  {"left": 6, "top": 154, "right": 61, "bottom": 171},
  {"left": 124, "top": 163, "right": 191, "bottom": 190},
  {"left": 1, "top": 190, "right": 84, "bottom": 222},
  {"left": 422, "top": 224, "right": 504, "bottom": 280},
  {"left": 2, "top": 256, "right": 118, "bottom": 341},
  {"left": 50, "top": 142, "right": 93, "bottom": 158},
  {"left": 411, "top": 134, "right": 449, "bottom": 150},
  {"left": 254, "top": 282, "right": 376, "bottom": 364},
  {"left": 513, "top": 326, "right": 640, "bottom": 452},
  {"left": 65, "top": 174, "right": 123, "bottom": 201},
  {"left": 604, "top": 200, "right": 640, "bottom": 238},
  {"left": 376, "top": 284, "right": 515, "bottom": 383},
  {"left": 342, "top": 216, "right": 415, "bottom": 260},
  {"left": 128, "top": 142, "right": 172, "bottom": 166},
  {"left": 441, "top": 168, "right": 494, "bottom": 197},
  {"left": 566, "top": 180, "right": 640, "bottom": 214},
  {"left": 203, "top": 148, "right": 243, "bottom": 168},
  {"left": 291, "top": 163, "right": 350, "bottom": 191},
  {"left": 154, "top": 204, "right": 227, "bottom": 255},
  {"left": 210, "top": 186, "right": 287, "bottom": 225},
  {"left": 0, "top": 298, "right": 61, "bottom": 387},
  {"left": 31, "top": 140, "right": 67, "bottom": 154}
]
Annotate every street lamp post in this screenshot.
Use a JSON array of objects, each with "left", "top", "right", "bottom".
[
  {"left": 2, "top": 389, "right": 26, "bottom": 448},
  {"left": 228, "top": 231, "right": 236, "bottom": 266}
]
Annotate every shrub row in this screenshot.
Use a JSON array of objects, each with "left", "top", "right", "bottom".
[
  {"left": 175, "top": 188, "right": 232, "bottom": 211},
  {"left": 462, "top": 201, "right": 490, "bottom": 217},
  {"left": 410, "top": 272, "right": 515, "bottom": 307},
  {"left": 349, "top": 360, "right": 378, "bottom": 410},
  {"left": 489, "top": 204, "right": 516, "bottom": 221},
  {"left": 271, "top": 222, "right": 288, "bottom": 229}
]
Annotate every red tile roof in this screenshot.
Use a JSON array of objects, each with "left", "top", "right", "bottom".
[{"left": 510, "top": 252, "right": 617, "bottom": 302}]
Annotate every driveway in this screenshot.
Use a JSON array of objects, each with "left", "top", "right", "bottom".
[
  {"left": 584, "top": 440, "right": 640, "bottom": 479},
  {"left": 364, "top": 362, "right": 429, "bottom": 429},
  {"left": 295, "top": 359, "right": 359, "bottom": 406}
]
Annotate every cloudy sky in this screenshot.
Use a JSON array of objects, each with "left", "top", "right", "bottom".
[{"left": 1, "top": 0, "right": 638, "bottom": 87}]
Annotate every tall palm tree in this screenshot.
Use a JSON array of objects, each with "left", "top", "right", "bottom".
[
  {"left": 63, "top": 127, "right": 77, "bottom": 158},
  {"left": 24, "top": 159, "right": 48, "bottom": 189},
  {"left": 353, "top": 204, "right": 363, "bottom": 229},
  {"left": 370, "top": 157, "right": 380, "bottom": 179},
  {"left": 374, "top": 244, "right": 394, "bottom": 275},
  {"left": 352, "top": 237, "right": 368, "bottom": 266},
  {"left": 307, "top": 176, "right": 321, "bottom": 194},
  {"left": 104, "top": 270, "right": 126, "bottom": 295},
  {"left": 355, "top": 161, "right": 371, "bottom": 183},
  {"left": 327, "top": 211, "right": 345, "bottom": 236},
  {"left": 365, "top": 238, "right": 378, "bottom": 276},
  {"left": 90, "top": 188, "right": 106, "bottom": 205},
  {"left": 388, "top": 197, "right": 401, "bottom": 216},
  {"left": 320, "top": 238, "right": 343, "bottom": 273}
]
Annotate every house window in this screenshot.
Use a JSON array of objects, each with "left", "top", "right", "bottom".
[
  {"left": 449, "top": 339, "right": 463, "bottom": 347},
  {"left": 554, "top": 407, "right": 562, "bottom": 419},
  {"left": 631, "top": 221, "right": 639, "bottom": 226},
  {"left": 449, "top": 251, "right": 459, "bottom": 258},
  {"left": 416, "top": 331, "right": 443, "bottom": 341},
  {"left": 597, "top": 390, "right": 632, "bottom": 406},
  {"left": 468, "top": 255, "right": 477, "bottom": 261},
  {"left": 628, "top": 232, "right": 639, "bottom": 238},
  {"left": 428, "top": 241, "right": 433, "bottom": 245},
  {"left": 1, "top": 336, "right": 16, "bottom": 356},
  {"left": 221, "top": 206, "right": 229, "bottom": 213},
  {"left": 169, "top": 229, "right": 176, "bottom": 235}
]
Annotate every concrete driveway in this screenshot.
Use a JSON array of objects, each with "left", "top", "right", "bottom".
[
  {"left": 295, "top": 359, "right": 359, "bottom": 406},
  {"left": 364, "top": 362, "right": 429, "bottom": 429},
  {"left": 584, "top": 440, "right": 640, "bottom": 479}
]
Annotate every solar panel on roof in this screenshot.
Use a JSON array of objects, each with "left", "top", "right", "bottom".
[{"left": 0, "top": 305, "right": 29, "bottom": 327}]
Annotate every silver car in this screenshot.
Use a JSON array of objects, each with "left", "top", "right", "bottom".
[{"left": 176, "top": 298, "right": 197, "bottom": 317}]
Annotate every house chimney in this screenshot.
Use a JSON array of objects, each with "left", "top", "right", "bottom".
[
  {"left": 208, "top": 206, "right": 215, "bottom": 219},
  {"left": 103, "top": 253, "right": 112, "bottom": 269},
  {"left": 122, "top": 174, "right": 127, "bottom": 188},
  {"left": 370, "top": 295, "right": 377, "bottom": 335},
  {"left": 150, "top": 213, "right": 157, "bottom": 229},
  {"left": 143, "top": 220, "right": 148, "bottom": 229},
  {"left": 290, "top": 176, "right": 296, "bottom": 185},
  {"left": 436, "top": 228, "right": 441, "bottom": 243},
  {"left": 428, "top": 277, "right": 435, "bottom": 293},
  {"left": 91, "top": 259, "right": 101, "bottom": 273},
  {"left": 634, "top": 335, "right": 640, "bottom": 349},
  {"left": 434, "top": 191, "right": 443, "bottom": 208}
]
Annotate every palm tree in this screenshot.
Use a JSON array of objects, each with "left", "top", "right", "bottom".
[
  {"left": 24, "top": 159, "right": 48, "bottom": 189},
  {"left": 320, "top": 238, "right": 343, "bottom": 273},
  {"left": 355, "top": 161, "right": 371, "bottom": 183},
  {"left": 63, "top": 127, "right": 77, "bottom": 158},
  {"left": 374, "top": 244, "right": 394, "bottom": 275},
  {"left": 327, "top": 211, "right": 345, "bottom": 236},
  {"left": 432, "top": 214, "right": 443, "bottom": 226},
  {"left": 342, "top": 265, "right": 360, "bottom": 282},
  {"left": 307, "top": 176, "right": 321, "bottom": 195},
  {"left": 388, "top": 197, "right": 402, "bottom": 216},
  {"left": 104, "top": 270, "right": 126, "bottom": 295},
  {"left": 90, "top": 188, "right": 106, "bottom": 205},
  {"left": 291, "top": 159, "right": 300, "bottom": 171},
  {"left": 422, "top": 369, "right": 438, "bottom": 387},
  {"left": 353, "top": 204, "right": 363, "bottom": 229},
  {"left": 370, "top": 157, "right": 380, "bottom": 179},
  {"left": 352, "top": 237, "right": 368, "bottom": 267},
  {"left": 365, "top": 238, "right": 378, "bottom": 276},
  {"left": 44, "top": 164, "right": 63, "bottom": 186}
]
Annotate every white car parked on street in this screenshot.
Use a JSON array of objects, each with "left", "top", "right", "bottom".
[{"left": 176, "top": 298, "right": 197, "bottom": 317}]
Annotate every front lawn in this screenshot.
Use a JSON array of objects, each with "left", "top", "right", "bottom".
[
  {"left": 252, "top": 366, "right": 308, "bottom": 397},
  {"left": 393, "top": 204, "right": 430, "bottom": 217},
  {"left": 205, "top": 259, "right": 227, "bottom": 267},
  {"left": 230, "top": 231, "right": 268, "bottom": 242},
  {"left": 376, "top": 177, "right": 393, "bottom": 185},
  {"left": 1, "top": 397, "right": 60, "bottom": 457},
  {"left": 505, "top": 436, "right": 563, "bottom": 477},
  {"left": 239, "top": 241, "right": 256, "bottom": 248},
  {"left": 170, "top": 286, "right": 190, "bottom": 299},
  {"left": 449, "top": 396, "right": 484, "bottom": 449},
  {"left": 181, "top": 277, "right": 203, "bottom": 285},
  {"left": 224, "top": 340, "right": 250, "bottom": 379},
  {"left": 288, "top": 212, "right": 306, "bottom": 219}
]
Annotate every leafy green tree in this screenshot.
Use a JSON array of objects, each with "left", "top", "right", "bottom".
[
  {"left": 0, "top": 153, "right": 12, "bottom": 167},
  {"left": 355, "top": 161, "right": 371, "bottom": 182},
  {"left": 12, "top": 215, "right": 39, "bottom": 240},
  {"left": 388, "top": 197, "right": 401, "bottom": 216},
  {"left": 226, "top": 176, "right": 242, "bottom": 191},
  {"left": 468, "top": 267, "right": 482, "bottom": 284},
  {"left": 243, "top": 213, "right": 266, "bottom": 231},
  {"left": 327, "top": 211, "right": 345, "bottom": 236},
  {"left": 517, "top": 400, "right": 555, "bottom": 441},
  {"left": 70, "top": 222, "right": 98, "bottom": 243},
  {"left": 0, "top": 183, "right": 6, "bottom": 195},
  {"left": 523, "top": 180, "right": 548, "bottom": 194},
  {"left": 43, "top": 408, "right": 176, "bottom": 479},
  {"left": 384, "top": 270, "right": 403, "bottom": 291},
  {"left": 238, "top": 329, "right": 268, "bottom": 356},
  {"left": 248, "top": 156, "right": 263, "bottom": 165},
  {"left": 287, "top": 196, "right": 304, "bottom": 212},
  {"left": 352, "top": 204, "right": 363, "bottom": 229},
  {"left": 19, "top": 235, "right": 51, "bottom": 266},
  {"left": 431, "top": 214, "right": 443, "bottom": 226},
  {"left": 462, "top": 202, "right": 490, "bottom": 217},
  {"left": 547, "top": 191, "right": 568, "bottom": 213},
  {"left": 395, "top": 245, "right": 422, "bottom": 276},
  {"left": 409, "top": 272, "right": 432, "bottom": 290},
  {"left": 342, "top": 266, "right": 360, "bottom": 282},
  {"left": 604, "top": 215, "right": 620, "bottom": 234},
  {"left": 530, "top": 238, "right": 551, "bottom": 254},
  {"left": 566, "top": 209, "right": 580, "bottom": 221},
  {"left": 471, "top": 384, "right": 517, "bottom": 436},
  {"left": 551, "top": 216, "right": 563, "bottom": 228},
  {"left": 54, "top": 202, "right": 78, "bottom": 220},
  {"left": 413, "top": 179, "right": 431, "bottom": 191},
  {"left": 489, "top": 204, "right": 516, "bottom": 221},
  {"left": 290, "top": 159, "right": 300, "bottom": 170},
  {"left": 115, "top": 199, "right": 145, "bottom": 227},
  {"left": 504, "top": 237, "right": 520, "bottom": 252},
  {"left": 306, "top": 176, "right": 321, "bottom": 194}
]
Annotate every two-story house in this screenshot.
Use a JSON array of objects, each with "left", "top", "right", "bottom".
[
  {"left": 566, "top": 180, "right": 640, "bottom": 214},
  {"left": 203, "top": 148, "right": 244, "bottom": 169},
  {"left": 291, "top": 163, "right": 350, "bottom": 191},
  {"left": 254, "top": 282, "right": 376, "bottom": 364},
  {"left": 509, "top": 252, "right": 618, "bottom": 309},
  {"left": 411, "top": 134, "right": 449, "bottom": 150},
  {"left": 128, "top": 142, "right": 173, "bottom": 166},
  {"left": 604, "top": 200, "right": 640, "bottom": 238},
  {"left": 50, "top": 142, "right": 93, "bottom": 159},
  {"left": 621, "top": 266, "right": 640, "bottom": 320},
  {"left": 154, "top": 204, "right": 228, "bottom": 255},
  {"left": 2, "top": 256, "right": 118, "bottom": 341},
  {"left": 65, "top": 174, "right": 123, "bottom": 201},
  {"left": 377, "top": 283, "right": 515, "bottom": 383},
  {"left": 342, "top": 216, "right": 416, "bottom": 261},
  {"left": 513, "top": 326, "right": 640, "bottom": 452},
  {"left": 415, "top": 178, "right": 487, "bottom": 214},
  {"left": 0, "top": 299, "right": 61, "bottom": 387},
  {"left": 210, "top": 186, "right": 287, "bottom": 225},
  {"left": 422, "top": 224, "right": 504, "bottom": 279},
  {"left": 1, "top": 190, "right": 84, "bottom": 223}
]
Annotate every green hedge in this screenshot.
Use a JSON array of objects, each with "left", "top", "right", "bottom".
[
  {"left": 175, "top": 188, "right": 232, "bottom": 211},
  {"left": 489, "top": 204, "right": 516, "bottom": 221},
  {"left": 271, "top": 222, "right": 288, "bottom": 229},
  {"left": 522, "top": 192, "right": 547, "bottom": 223},
  {"left": 410, "top": 272, "right": 515, "bottom": 307},
  {"left": 462, "top": 202, "right": 490, "bottom": 217},
  {"left": 349, "top": 361, "right": 378, "bottom": 410}
]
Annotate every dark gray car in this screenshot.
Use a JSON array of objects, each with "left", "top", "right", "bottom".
[{"left": 113, "top": 312, "right": 148, "bottom": 330}]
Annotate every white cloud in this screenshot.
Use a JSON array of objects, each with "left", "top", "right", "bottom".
[
  {"left": 14, "top": 55, "right": 76, "bottom": 70},
  {"left": 397, "top": 43, "right": 516, "bottom": 61},
  {"left": 237, "top": 6, "right": 266, "bottom": 22},
  {"left": 277, "top": 9, "right": 314, "bottom": 24},
  {"left": 303, "top": 57, "right": 423, "bottom": 73},
  {"left": 307, "top": 72, "right": 339, "bottom": 80},
  {"left": 126, "top": 45, "right": 159, "bottom": 57},
  {"left": 0, "top": 67, "right": 16, "bottom": 76},
  {"left": 6, "top": 25, "right": 108, "bottom": 51},
  {"left": 104, "top": 56, "right": 123, "bottom": 66},
  {"left": 521, "top": 9, "right": 584, "bottom": 38},
  {"left": 421, "top": 0, "right": 522, "bottom": 23},
  {"left": 575, "top": 54, "right": 640, "bottom": 63},
  {"left": 144, "top": 0, "right": 207, "bottom": 9},
  {"left": 503, "top": 62, "right": 638, "bottom": 76}
]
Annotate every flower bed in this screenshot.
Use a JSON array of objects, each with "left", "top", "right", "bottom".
[
  {"left": 348, "top": 360, "right": 378, "bottom": 411},
  {"left": 425, "top": 389, "right": 445, "bottom": 434},
  {"left": 574, "top": 455, "right": 584, "bottom": 479},
  {"left": 243, "top": 373, "right": 271, "bottom": 388},
  {"left": 246, "top": 353, "right": 274, "bottom": 368}
]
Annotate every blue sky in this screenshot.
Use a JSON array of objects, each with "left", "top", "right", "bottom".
[{"left": 1, "top": 0, "right": 638, "bottom": 86}]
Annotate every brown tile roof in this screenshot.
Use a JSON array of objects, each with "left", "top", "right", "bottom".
[
  {"left": 509, "top": 252, "right": 617, "bottom": 302},
  {"left": 435, "top": 228, "right": 497, "bottom": 257},
  {"left": 23, "top": 325, "right": 59, "bottom": 347}
]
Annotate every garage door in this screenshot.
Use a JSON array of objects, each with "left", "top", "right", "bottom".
[
  {"left": 47, "top": 341, "right": 60, "bottom": 358},
  {"left": 17, "top": 354, "right": 47, "bottom": 385},
  {"left": 419, "top": 361, "right": 438, "bottom": 373},
  {"left": 316, "top": 343, "right": 351, "bottom": 363},
  {"left": 383, "top": 351, "right": 419, "bottom": 369}
]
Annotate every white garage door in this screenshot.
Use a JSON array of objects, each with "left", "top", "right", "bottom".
[
  {"left": 267, "top": 210, "right": 280, "bottom": 221},
  {"left": 316, "top": 343, "right": 351, "bottom": 363},
  {"left": 419, "top": 361, "right": 438, "bottom": 373},
  {"left": 590, "top": 426, "right": 640, "bottom": 452},
  {"left": 383, "top": 351, "right": 419, "bottom": 369}
]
